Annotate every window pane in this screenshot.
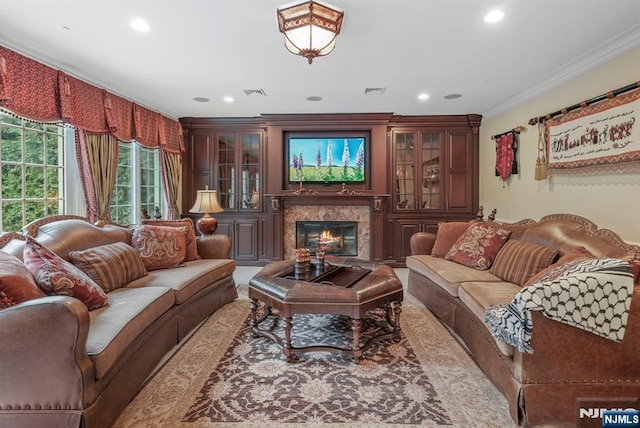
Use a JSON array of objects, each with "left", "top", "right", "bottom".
[
  {"left": 25, "top": 200, "right": 45, "bottom": 224},
  {"left": 25, "top": 130, "right": 45, "bottom": 164},
  {"left": 2, "top": 201, "right": 23, "bottom": 231},
  {"left": 1, "top": 126, "right": 22, "bottom": 162},
  {"left": 47, "top": 168, "right": 60, "bottom": 197},
  {"left": 2, "top": 164, "right": 22, "bottom": 198},
  {"left": 25, "top": 166, "right": 45, "bottom": 198},
  {"left": 46, "top": 199, "right": 63, "bottom": 216},
  {"left": 46, "top": 134, "right": 61, "bottom": 165}
]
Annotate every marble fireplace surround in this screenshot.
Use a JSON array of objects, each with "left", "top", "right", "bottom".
[{"left": 284, "top": 204, "right": 370, "bottom": 260}]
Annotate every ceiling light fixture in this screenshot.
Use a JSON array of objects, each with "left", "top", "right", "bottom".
[
  {"left": 130, "top": 19, "right": 151, "bottom": 32},
  {"left": 418, "top": 93, "right": 430, "bottom": 101},
  {"left": 223, "top": 96, "right": 234, "bottom": 103},
  {"left": 276, "top": 0, "right": 344, "bottom": 64},
  {"left": 484, "top": 10, "right": 504, "bottom": 23}
]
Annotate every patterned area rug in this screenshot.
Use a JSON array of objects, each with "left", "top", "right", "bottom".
[{"left": 114, "top": 287, "right": 515, "bottom": 427}]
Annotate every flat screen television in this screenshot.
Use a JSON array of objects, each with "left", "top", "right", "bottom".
[{"left": 286, "top": 134, "right": 368, "bottom": 184}]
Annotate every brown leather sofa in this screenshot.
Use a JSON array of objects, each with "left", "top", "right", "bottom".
[
  {"left": 407, "top": 214, "right": 640, "bottom": 427},
  {"left": 0, "top": 216, "right": 237, "bottom": 428}
]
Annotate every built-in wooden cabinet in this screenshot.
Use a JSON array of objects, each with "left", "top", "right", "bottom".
[
  {"left": 181, "top": 118, "right": 267, "bottom": 263},
  {"left": 181, "top": 114, "right": 480, "bottom": 267},
  {"left": 386, "top": 115, "right": 481, "bottom": 265}
]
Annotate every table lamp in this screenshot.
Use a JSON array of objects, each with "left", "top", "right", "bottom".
[{"left": 189, "top": 186, "right": 224, "bottom": 235}]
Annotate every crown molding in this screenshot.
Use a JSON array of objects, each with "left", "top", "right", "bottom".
[{"left": 482, "top": 24, "right": 640, "bottom": 119}]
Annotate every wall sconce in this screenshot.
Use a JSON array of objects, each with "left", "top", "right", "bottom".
[
  {"left": 189, "top": 186, "right": 224, "bottom": 235},
  {"left": 276, "top": 0, "right": 344, "bottom": 64}
]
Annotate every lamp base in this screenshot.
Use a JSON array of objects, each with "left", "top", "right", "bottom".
[{"left": 196, "top": 214, "right": 218, "bottom": 235}]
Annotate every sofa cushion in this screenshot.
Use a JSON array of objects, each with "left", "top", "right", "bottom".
[
  {"left": 406, "top": 255, "right": 502, "bottom": 297},
  {"left": 490, "top": 240, "right": 558, "bottom": 286},
  {"left": 126, "top": 258, "right": 236, "bottom": 304},
  {"left": 69, "top": 242, "right": 148, "bottom": 292},
  {"left": 523, "top": 246, "right": 595, "bottom": 287},
  {"left": 0, "top": 250, "right": 46, "bottom": 308},
  {"left": 86, "top": 286, "right": 175, "bottom": 379},
  {"left": 431, "top": 222, "right": 471, "bottom": 258},
  {"left": 445, "top": 222, "right": 511, "bottom": 270},
  {"left": 142, "top": 218, "right": 201, "bottom": 261},
  {"left": 131, "top": 224, "right": 188, "bottom": 271},
  {"left": 621, "top": 249, "right": 640, "bottom": 283},
  {"left": 22, "top": 236, "right": 108, "bottom": 310},
  {"left": 458, "top": 281, "right": 521, "bottom": 356}
]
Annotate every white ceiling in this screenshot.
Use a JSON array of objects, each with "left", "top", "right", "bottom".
[{"left": 1, "top": 0, "right": 639, "bottom": 120}]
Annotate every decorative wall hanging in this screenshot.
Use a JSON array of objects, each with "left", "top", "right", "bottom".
[
  {"left": 492, "top": 127, "right": 523, "bottom": 186},
  {"left": 528, "top": 82, "right": 640, "bottom": 174}
]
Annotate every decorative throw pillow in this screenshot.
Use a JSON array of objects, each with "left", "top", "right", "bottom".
[
  {"left": 523, "top": 246, "right": 595, "bottom": 287},
  {"left": 69, "top": 242, "right": 148, "bottom": 292},
  {"left": 444, "top": 222, "right": 511, "bottom": 270},
  {"left": 142, "top": 218, "right": 201, "bottom": 261},
  {"left": 431, "top": 222, "right": 472, "bottom": 258},
  {"left": 131, "top": 224, "right": 188, "bottom": 271},
  {"left": 490, "top": 240, "right": 559, "bottom": 286},
  {"left": 22, "top": 236, "right": 108, "bottom": 310},
  {"left": 0, "top": 250, "right": 46, "bottom": 309}
]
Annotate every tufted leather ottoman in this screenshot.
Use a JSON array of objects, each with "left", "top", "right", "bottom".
[{"left": 248, "top": 257, "right": 403, "bottom": 361}]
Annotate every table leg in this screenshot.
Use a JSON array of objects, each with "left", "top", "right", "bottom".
[
  {"left": 351, "top": 318, "right": 362, "bottom": 362},
  {"left": 283, "top": 316, "right": 294, "bottom": 362},
  {"left": 250, "top": 298, "right": 259, "bottom": 338}
]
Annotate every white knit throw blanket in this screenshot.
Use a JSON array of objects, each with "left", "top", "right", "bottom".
[{"left": 485, "top": 258, "right": 634, "bottom": 353}]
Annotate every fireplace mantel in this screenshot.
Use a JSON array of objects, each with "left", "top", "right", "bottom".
[{"left": 266, "top": 192, "right": 389, "bottom": 211}]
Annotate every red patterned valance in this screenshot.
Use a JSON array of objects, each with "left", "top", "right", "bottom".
[
  {"left": 0, "top": 46, "right": 62, "bottom": 123},
  {"left": 0, "top": 45, "right": 183, "bottom": 150}
]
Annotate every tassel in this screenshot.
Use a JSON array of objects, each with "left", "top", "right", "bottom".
[{"left": 534, "top": 122, "right": 548, "bottom": 180}]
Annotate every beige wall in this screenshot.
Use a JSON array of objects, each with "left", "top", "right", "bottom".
[{"left": 479, "top": 46, "right": 640, "bottom": 244}]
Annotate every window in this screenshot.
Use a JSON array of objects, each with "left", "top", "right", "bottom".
[
  {"left": 111, "top": 142, "right": 164, "bottom": 224},
  {"left": 0, "top": 112, "right": 67, "bottom": 232}
]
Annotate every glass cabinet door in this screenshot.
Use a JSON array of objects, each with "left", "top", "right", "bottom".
[
  {"left": 394, "top": 132, "right": 416, "bottom": 210},
  {"left": 240, "top": 132, "right": 261, "bottom": 210},
  {"left": 217, "top": 133, "right": 236, "bottom": 210},
  {"left": 420, "top": 132, "right": 441, "bottom": 210}
]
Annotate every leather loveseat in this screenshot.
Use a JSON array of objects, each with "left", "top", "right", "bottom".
[
  {"left": 407, "top": 213, "right": 640, "bottom": 427},
  {"left": 0, "top": 215, "right": 237, "bottom": 428}
]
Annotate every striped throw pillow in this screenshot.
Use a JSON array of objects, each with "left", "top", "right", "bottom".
[
  {"left": 69, "top": 242, "right": 148, "bottom": 292},
  {"left": 490, "top": 240, "right": 559, "bottom": 286}
]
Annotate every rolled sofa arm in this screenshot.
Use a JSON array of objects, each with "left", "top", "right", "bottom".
[
  {"left": 410, "top": 232, "right": 437, "bottom": 255},
  {"left": 0, "top": 296, "right": 94, "bottom": 411},
  {"left": 197, "top": 234, "right": 232, "bottom": 259},
  {"left": 516, "top": 286, "right": 640, "bottom": 382}
]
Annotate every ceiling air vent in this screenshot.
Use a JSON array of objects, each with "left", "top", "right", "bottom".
[
  {"left": 364, "top": 87, "right": 386, "bottom": 95},
  {"left": 243, "top": 89, "right": 267, "bottom": 96}
]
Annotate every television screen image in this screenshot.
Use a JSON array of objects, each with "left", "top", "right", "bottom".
[{"left": 288, "top": 137, "right": 366, "bottom": 184}]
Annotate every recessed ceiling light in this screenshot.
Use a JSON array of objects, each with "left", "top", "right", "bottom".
[
  {"left": 193, "top": 97, "right": 210, "bottom": 103},
  {"left": 130, "top": 19, "right": 150, "bottom": 32},
  {"left": 306, "top": 96, "right": 323, "bottom": 102},
  {"left": 484, "top": 10, "right": 504, "bottom": 23},
  {"left": 418, "top": 93, "right": 429, "bottom": 101},
  {"left": 444, "top": 93, "right": 463, "bottom": 100},
  {"left": 223, "top": 96, "right": 234, "bottom": 103},
  {"left": 61, "top": 26, "right": 70, "bottom": 31}
]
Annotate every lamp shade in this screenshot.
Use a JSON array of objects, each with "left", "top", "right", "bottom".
[
  {"left": 189, "top": 189, "right": 224, "bottom": 215},
  {"left": 189, "top": 188, "right": 224, "bottom": 235},
  {"left": 277, "top": 0, "right": 344, "bottom": 64}
]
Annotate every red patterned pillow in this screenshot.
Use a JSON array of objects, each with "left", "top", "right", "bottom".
[
  {"left": 22, "top": 236, "right": 108, "bottom": 310},
  {"left": 444, "top": 223, "right": 511, "bottom": 270},
  {"left": 142, "top": 218, "right": 201, "bottom": 261},
  {"left": 131, "top": 224, "right": 188, "bottom": 271},
  {"left": 490, "top": 240, "right": 558, "bottom": 286},
  {"left": 432, "top": 222, "right": 472, "bottom": 258},
  {"left": 0, "top": 250, "right": 46, "bottom": 309}
]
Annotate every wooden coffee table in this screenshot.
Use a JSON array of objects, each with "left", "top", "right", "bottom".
[{"left": 248, "top": 257, "right": 403, "bottom": 362}]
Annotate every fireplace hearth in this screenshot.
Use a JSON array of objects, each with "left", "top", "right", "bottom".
[{"left": 296, "top": 221, "right": 358, "bottom": 256}]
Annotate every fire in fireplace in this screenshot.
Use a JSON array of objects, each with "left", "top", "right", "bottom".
[{"left": 296, "top": 221, "right": 358, "bottom": 256}]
